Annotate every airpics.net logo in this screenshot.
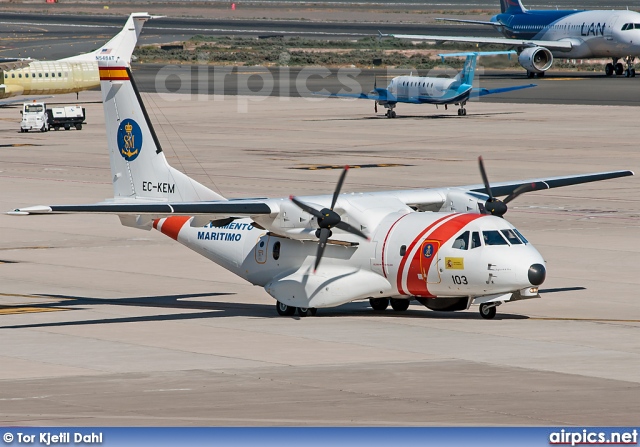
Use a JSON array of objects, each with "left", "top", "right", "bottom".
[{"left": 549, "top": 429, "right": 638, "bottom": 446}]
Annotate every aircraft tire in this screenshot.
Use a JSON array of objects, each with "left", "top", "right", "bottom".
[
  {"left": 632, "top": 68, "right": 636, "bottom": 77},
  {"left": 391, "top": 111, "right": 396, "bottom": 118},
  {"left": 479, "top": 303, "right": 497, "bottom": 320},
  {"left": 297, "top": 307, "right": 315, "bottom": 317},
  {"left": 536, "top": 72, "right": 545, "bottom": 78},
  {"left": 369, "top": 298, "right": 389, "bottom": 311},
  {"left": 605, "top": 63, "right": 614, "bottom": 76},
  {"left": 276, "top": 301, "right": 296, "bottom": 316},
  {"left": 615, "top": 63, "right": 624, "bottom": 75},
  {"left": 390, "top": 298, "right": 410, "bottom": 312}
]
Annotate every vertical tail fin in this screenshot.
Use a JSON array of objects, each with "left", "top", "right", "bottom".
[
  {"left": 99, "top": 60, "right": 225, "bottom": 202},
  {"left": 61, "top": 13, "right": 156, "bottom": 64},
  {"left": 502, "top": 0, "right": 527, "bottom": 13},
  {"left": 459, "top": 54, "right": 478, "bottom": 85}
]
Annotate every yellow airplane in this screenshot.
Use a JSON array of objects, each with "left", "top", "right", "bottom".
[{"left": 0, "top": 12, "right": 156, "bottom": 104}]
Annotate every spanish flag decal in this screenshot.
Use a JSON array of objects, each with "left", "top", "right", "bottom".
[
  {"left": 99, "top": 67, "right": 129, "bottom": 81},
  {"left": 445, "top": 257, "right": 464, "bottom": 270}
]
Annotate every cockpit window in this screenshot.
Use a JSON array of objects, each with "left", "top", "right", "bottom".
[
  {"left": 452, "top": 231, "right": 469, "bottom": 250},
  {"left": 622, "top": 23, "right": 630, "bottom": 30},
  {"left": 513, "top": 228, "right": 529, "bottom": 244},
  {"left": 482, "top": 230, "right": 509, "bottom": 246},
  {"left": 470, "top": 231, "right": 481, "bottom": 249},
  {"left": 501, "top": 229, "right": 523, "bottom": 245}
]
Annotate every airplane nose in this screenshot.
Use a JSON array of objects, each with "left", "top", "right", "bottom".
[{"left": 528, "top": 263, "right": 546, "bottom": 286}]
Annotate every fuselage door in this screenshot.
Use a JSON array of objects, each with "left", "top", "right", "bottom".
[
  {"left": 419, "top": 239, "right": 442, "bottom": 284},
  {"left": 605, "top": 15, "right": 618, "bottom": 40},
  {"left": 254, "top": 234, "right": 269, "bottom": 264}
]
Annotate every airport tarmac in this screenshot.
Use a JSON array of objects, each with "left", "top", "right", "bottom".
[{"left": 0, "top": 91, "right": 639, "bottom": 426}]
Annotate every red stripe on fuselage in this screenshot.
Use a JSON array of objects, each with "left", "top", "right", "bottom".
[
  {"left": 396, "top": 214, "right": 455, "bottom": 295},
  {"left": 157, "top": 216, "right": 191, "bottom": 241},
  {"left": 405, "top": 213, "right": 484, "bottom": 297}
]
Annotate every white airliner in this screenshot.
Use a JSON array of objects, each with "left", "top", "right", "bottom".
[
  {"left": 0, "top": 12, "right": 155, "bottom": 104},
  {"left": 387, "top": 0, "right": 640, "bottom": 78},
  {"left": 9, "top": 60, "right": 633, "bottom": 319}
]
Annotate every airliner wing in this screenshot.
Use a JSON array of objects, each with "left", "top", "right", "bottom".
[
  {"left": 314, "top": 89, "right": 398, "bottom": 102},
  {"left": 470, "top": 84, "right": 536, "bottom": 97},
  {"left": 435, "top": 18, "right": 504, "bottom": 26},
  {"left": 0, "top": 58, "right": 34, "bottom": 70},
  {"left": 387, "top": 33, "right": 573, "bottom": 51},
  {"left": 0, "top": 96, "right": 53, "bottom": 107}
]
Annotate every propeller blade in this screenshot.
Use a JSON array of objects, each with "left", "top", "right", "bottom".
[
  {"left": 375, "top": 101, "right": 378, "bottom": 113},
  {"left": 330, "top": 166, "right": 349, "bottom": 210},
  {"left": 335, "top": 221, "right": 369, "bottom": 240},
  {"left": 314, "top": 227, "right": 331, "bottom": 272},
  {"left": 503, "top": 182, "right": 547, "bottom": 204},
  {"left": 290, "top": 196, "right": 324, "bottom": 219},
  {"left": 478, "top": 156, "right": 493, "bottom": 199}
]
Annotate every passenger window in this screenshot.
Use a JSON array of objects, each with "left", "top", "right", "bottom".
[
  {"left": 501, "top": 229, "right": 522, "bottom": 244},
  {"left": 11, "top": 73, "right": 15, "bottom": 78},
  {"left": 272, "top": 241, "right": 281, "bottom": 260},
  {"left": 45, "top": 73, "right": 48, "bottom": 77},
  {"left": 483, "top": 230, "right": 509, "bottom": 246},
  {"left": 25, "top": 73, "right": 28, "bottom": 78},
  {"left": 52, "top": 73, "right": 55, "bottom": 78},
  {"left": 39, "top": 73, "right": 42, "bottom": 78},
  {"left": 400, "top": 245, "right": 406, "bottom": 256},
  {"left": 18, "top": 74, "right": 22, "bottom": 78},
  {"left": 58, "top": 72, "right": 62, "bottom": 77},
  {"left": 513, "top": 228, "right": 529, "bottom": 244},
  {"left": 452, "top": 231, "right": 469, "bottom": 250},
  {"left": 470, "top": 232, "right": 481, "bottom": 249}
]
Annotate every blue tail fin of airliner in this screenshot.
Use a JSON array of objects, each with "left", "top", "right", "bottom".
[{"left": 501, "top": 0, "right": 526, "bottom": 13}]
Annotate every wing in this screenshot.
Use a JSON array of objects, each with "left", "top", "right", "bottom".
[
  {"left": 470, "top": 84, "right": 536, "bottom": 97},
  {"left": 0, "top": 58, "right": 34, "bottom": 71},
  {"left": 0, "top": 96, "right": 53, "bottom": 107},
  {"left": 386, "top": 33, "right": 573, "bottom": 51},
  {"left": 314, "top": 88, "right": 398, "bottom": 102},
  {"left": 466, "top": 170, "right": 634, "bottom": 197},
  {"left": 435, "top": 18, "right": 505, "bottom": 26},
  {"left": 10, "top": 200, "right": 273, "bottom": 217}
]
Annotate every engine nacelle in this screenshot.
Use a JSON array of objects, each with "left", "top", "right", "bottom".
[{"left": 518, "top": 47, "right": 553, "bottom": 73}]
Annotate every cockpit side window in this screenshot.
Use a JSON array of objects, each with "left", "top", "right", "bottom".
[
  {"left": 470, "top": 232, "right": 481, "bottom": 249},
  {"left": 622, "top": 23, "right": 630, "bottom": 30},
  {"left": 452, "top": 231, "right": 469, "bottom": 250},
  {"left": 635, "top": 24, "right": 640, "bottom": 29},
  {"left": 483, "top": 230, "right": 509, "bottom": 246},
  {"left": 513, "top": 228, "right": 529, "bottom": 244},
  {"left": 501, "top": 229, "right": 523, "bottom": 245}
]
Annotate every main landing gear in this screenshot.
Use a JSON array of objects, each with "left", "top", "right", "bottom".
[
  {"left": 275, "top": 301, "right": 317, "bottom": 317},
  {"left": 526, "top": 71, "right": 545, "bottom": 79},
  {"left": 369, "top": 298, "right": 410, "bottom": 312},
  {"left": 385, "top": 108, "right": 397, "bottom": 119},
  {"left": 605, "top": 57, "right": 635, "bottom": 77},
  {"left": 457, "top": 102, "right": 467, "bottom": 116}
]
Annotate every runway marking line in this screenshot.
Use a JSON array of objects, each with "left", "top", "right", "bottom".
[
  {"left": 0, "top": 306, "right": 69, "bottom": 315},
  {"left": 293, "top": 163, "right": 411, "bottom": 170},
  {"left": 543, "top": 78, "right": 589, "bottom": 81}
]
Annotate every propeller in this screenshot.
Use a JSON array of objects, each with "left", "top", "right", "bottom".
[
  {"left": 478, "top": 156, "right": 546, "bottom": 217},
  {"left": 290, "top": 166, "right": 369, "bottom": 272}
]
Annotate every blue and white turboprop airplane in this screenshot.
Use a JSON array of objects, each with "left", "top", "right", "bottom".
[
  {"left": 387, "top": 0, "right": 640, "bottom": 78},
  {"left": 320, "top": 51, "right": 535, "bottom": 118}
]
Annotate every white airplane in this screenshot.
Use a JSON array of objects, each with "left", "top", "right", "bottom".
[
  {"left": 9, "top": 60, "right": 634, "bottom": 319},
  {"left": 320, "top": 51, "right": 535, "bottom": 118},
  {"left": 386, "top": 0, "right": 640, "bottom": 78},
  {"left": 0, "top": 12, "right": 156, "bottom": 105}
]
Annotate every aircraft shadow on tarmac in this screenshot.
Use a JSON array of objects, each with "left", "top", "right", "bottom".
[
  {"left": 307, "top": 111, "right": 524, "bottom": 122},
  {"left": 0, "top": 291, "right": 541, "bottom": 329}
]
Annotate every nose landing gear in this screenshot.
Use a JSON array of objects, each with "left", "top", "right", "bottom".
[{"left": 479, "top": 303, "right": 497, "bottom": 320}]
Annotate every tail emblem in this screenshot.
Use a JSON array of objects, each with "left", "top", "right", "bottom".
[{"left": 117, "top": 119, "right": 143, "bottom": 161}]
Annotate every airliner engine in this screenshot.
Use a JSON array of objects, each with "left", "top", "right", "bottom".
[{"left": 518, "top": 47, "right": 553, "bottom": 74}]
